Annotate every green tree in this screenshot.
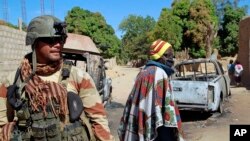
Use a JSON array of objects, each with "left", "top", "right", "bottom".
[
  {"left": 119, "top": 15, "right": 156, "bottom": 64},
  {"left": 171, "top": 0, "right": 191, "bottom": 53},
  {"left": 150, "top": 8, "right": 183, "bottom": 51},
  {"left": 65, "top": 7, "right": 121, "bottom": 58},
  {"left": 185, "top": 0, "right": 218, "bottom": 58},
  {"left": 212, "top": 0, "right": 248, "bottom": 57},
  {"left": 218, "top": 4, "right": 247, "bottom": 56},
  {"left": 212, "top": 0, "right": 244, "bottom": 54}
]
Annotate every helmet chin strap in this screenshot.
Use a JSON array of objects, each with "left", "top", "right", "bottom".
[
  {"left": 16, "top": 44, "right": 37, "bottom": 95},
  {"left": 31, "top": 44, "right": 37, "bottom": 76},
  {"left": 32, "top": 51, "right": 37, "bottom": 75}
]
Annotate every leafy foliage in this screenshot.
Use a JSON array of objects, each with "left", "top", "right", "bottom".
[
  {"left": 65, "top": 1, "right": 247, "bottom": 61},
  {"left": 217, "top": 4, "right": 247, "bottom": 56},
  {"left": 119, "top": 15, "right": 156, "bottom": 63},
  {"left": 185, "top": 0, "right": 218, "bottom": 58},
  {"left": 150, "top": 8, "right": 183, "bottom": 51},
  {"left": 65, "top": 7, "right": 121, "bottom": 58}
]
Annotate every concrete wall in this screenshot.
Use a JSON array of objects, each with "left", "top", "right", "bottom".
[
  {"left": 238, "top": 16, "right": 250, "bottom": 89},
  {"left": 0, "top": 25, "right": 117, "bottom": 83},
  {"left": 0, "top": 25, "right": 31, "bottom": 82}
]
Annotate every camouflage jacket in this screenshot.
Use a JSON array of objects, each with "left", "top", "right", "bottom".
[{"left": 0, "top": 65, "right": 114, "bottom": 141}]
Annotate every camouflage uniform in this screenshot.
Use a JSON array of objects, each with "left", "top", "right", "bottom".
[
  {"left": 0, "top": 15, "right": 114, "bottom": 141},
  {"left": 0, "top": 64, "right": 114, "bottom": 141}
]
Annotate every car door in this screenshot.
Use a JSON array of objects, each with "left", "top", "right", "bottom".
[{"left": 216, "top": 61, "right": 230, "bottom": 96}]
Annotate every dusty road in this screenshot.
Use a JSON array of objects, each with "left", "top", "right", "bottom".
[{"left": 105, "top": 66, "right": 250, "bottom": 141}]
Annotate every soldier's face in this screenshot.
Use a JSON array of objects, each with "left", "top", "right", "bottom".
[{"left": 36, "top": 37, "right": 64, "bottom": 64}]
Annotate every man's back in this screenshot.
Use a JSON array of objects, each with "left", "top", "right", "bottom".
[{"left": 118, "top": 65, "right": 183, "bottom": 141}]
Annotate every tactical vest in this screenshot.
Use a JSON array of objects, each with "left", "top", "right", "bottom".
[{"left": 7, "top": 61, "right": 95, "bottom": 141}]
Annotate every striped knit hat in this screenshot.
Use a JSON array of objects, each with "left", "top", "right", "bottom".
[{"left": 150, "top": 39, "right": 172, "bottom": 60}]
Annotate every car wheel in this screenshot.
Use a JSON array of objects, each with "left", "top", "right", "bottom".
[
  {"left": 218, "top": 98, "right": 224, "bottom": 114},
  {"left": 103, "top": 97, "right": 112, "bottom": 107},
  {"left": 228, "top": 89, "right": 231, "bottom": 96},
  {"left": 103, "top": 93, "right": 112, "bottom": 107},
  {"left": 102, "top": 79, "right": 112, "bottom": 107}
]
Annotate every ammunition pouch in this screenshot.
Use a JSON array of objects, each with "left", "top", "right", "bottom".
[
  {"left": 16, "top": 101, "right": 31, "bottom": 128},
  {"left": 31, "top": 109, "right": 61, "bottom": 141},
  {"left": 31, "top": 117, "right": 90, "bottom": 141},
  {"left": 11, "top": 130, "right": 22, "bottom": 141},
  {"left": 9, "top": 119, "right": 92, "bottom": 141},
  {"left": 62, "top": 121, "right": 89, "bottom": 141}
]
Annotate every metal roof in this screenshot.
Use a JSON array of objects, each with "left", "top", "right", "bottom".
[
  {"left": 63, "top": 33, "right": 100, "bottom": 54},
  {"left": 175, "top": 58, "right": 217, "bottom": 66}
]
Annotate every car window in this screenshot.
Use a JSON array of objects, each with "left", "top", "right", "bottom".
[
  {"left": 176, "top": 62, "right": 217, "bottom": 77},
  {"left": 62, "top": 53, "right": 87, "bottom": 71}
]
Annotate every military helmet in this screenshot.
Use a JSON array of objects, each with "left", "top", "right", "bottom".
[{"left": 26, "top": 15, "right": 67, "bottom": 46}]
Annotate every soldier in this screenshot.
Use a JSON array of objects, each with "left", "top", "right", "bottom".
[{"left": 0, "top": 15, "right": 114, "bottom": 141}]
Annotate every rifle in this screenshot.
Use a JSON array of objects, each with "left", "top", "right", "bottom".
[{"left": 7, "top": 68, "right": 23, "bottom": 110}]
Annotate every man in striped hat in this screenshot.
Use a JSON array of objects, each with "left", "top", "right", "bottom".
[{"left": 118, "top": 39, "right": 184, "bottom": 141}]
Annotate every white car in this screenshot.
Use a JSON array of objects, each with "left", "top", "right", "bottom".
[{"left": 171, "top": 58, "right": 230, "bottom": 113}]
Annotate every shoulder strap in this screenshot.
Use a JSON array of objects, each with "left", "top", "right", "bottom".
[
  {"left": 13, "top": 67, "right": 24, "bottom": 96},
  {"left": 80, "top": 114, "right": 96, "bottom": 141},
  {"left": 15, "top": 67, "right": 31, "bottom": 97},
  {"left": 7, "top": 68, "right": 23, "bottom": 110},
  {"left": 13, "top": 68, "right": 21, "bottom": 85}
]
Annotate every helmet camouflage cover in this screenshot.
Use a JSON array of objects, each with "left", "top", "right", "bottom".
[{"left": 26, "top": 15, "right": 67, "bottom": 46}]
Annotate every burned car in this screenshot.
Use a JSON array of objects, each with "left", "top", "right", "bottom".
[
  {"left": 171, "top": 58, "right": 230, "bottom": 113},
  {"left": 62, "top": 33, "right": 112, "bottom": 106}
]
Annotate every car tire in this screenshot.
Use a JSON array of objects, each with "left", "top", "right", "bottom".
[
  {"left": 228, "top": 89, "right": 231, "bottom": 96},
  {"left": 103, "top": 97, "right": 112, "bottom": 107},
  {"left": 218, "top": 97, "right": 224, "bottom": 114}
]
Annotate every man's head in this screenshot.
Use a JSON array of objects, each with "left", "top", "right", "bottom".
[
  {"left": 229, "top": 59, "right": 234, "bottom": 64},
  {"left": 150, "top": 39, "right": 174, "bottom": 67},
  {"left": 26, "top": 15, "right": 67, "bottom": 64}
]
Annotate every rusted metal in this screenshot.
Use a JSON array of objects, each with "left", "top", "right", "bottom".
[{"left": 171, "top": 58, "right": 230, "bottom": 113}]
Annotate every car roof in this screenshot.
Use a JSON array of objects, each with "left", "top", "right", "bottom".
[
  {"left": 175, "top": 58, "right": 217, "bottom": 66},
  {"left": 63, "top": 33, "right": 100, "bottom": 55}
]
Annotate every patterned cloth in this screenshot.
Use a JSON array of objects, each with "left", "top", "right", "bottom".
[
  {"left": 1, "top": 122, "right": 16, "bottom": 141},
  {"left": 234, "top": 64, "right": 243, "bottom": 77},
  {"left": 118, "top": 65, "right": 183, "bottom": 141},
  {"left": 0, "top": 57, "right": 114, "bottom": 141}
]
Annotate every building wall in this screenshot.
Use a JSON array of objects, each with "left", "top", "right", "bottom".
[
  {"left": 0, "top": 25, "right": 31, "bottom": 83},
  {"left": 238, "top": 16, "right": 250, "bottom": 89},
  {"left": 0, "top": 25, "right": 117, "bottom": 85}
]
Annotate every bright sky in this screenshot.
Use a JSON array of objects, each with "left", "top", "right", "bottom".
[
  {"left": 2, "top": 0, "right": 250, "bottom": 38},
  {"left": 2, "top": 0, "right": 172, "bottom": 37}
]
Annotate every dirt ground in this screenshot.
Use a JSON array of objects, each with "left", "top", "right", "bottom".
[{"left": 105, "top": 65, "right": 250, "bottom": 141}]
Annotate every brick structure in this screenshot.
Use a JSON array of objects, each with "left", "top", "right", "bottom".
[
  {"left": 238, "top": 16, "right": 250, "bottom": 89},
  {"left": 0, "top": 25, "right": 31, "bottom": 83},
  {"left": 0, "top": 26, "right": 116, "bottom": 84}
]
